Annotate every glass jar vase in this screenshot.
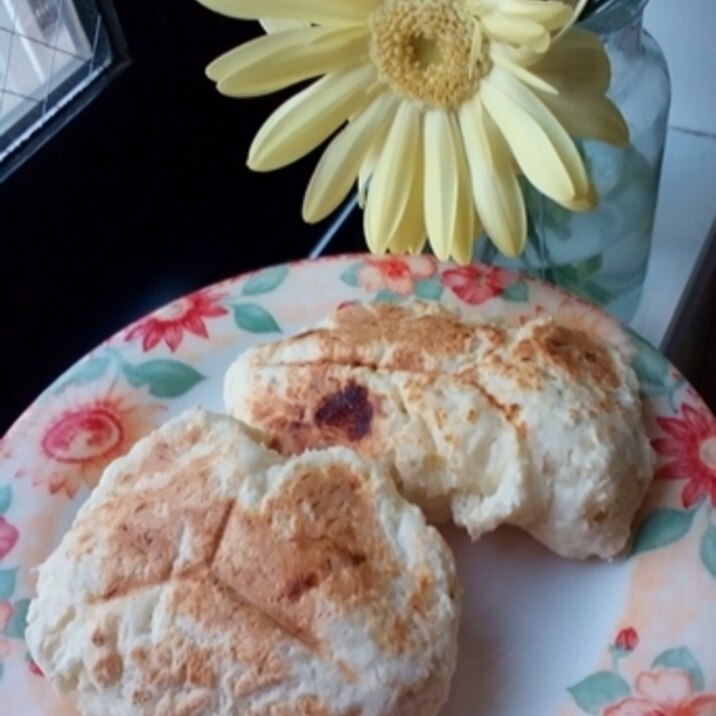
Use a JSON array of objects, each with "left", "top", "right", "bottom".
[{"left": 472, "top": 0, "right": 671, "bottom": 323}]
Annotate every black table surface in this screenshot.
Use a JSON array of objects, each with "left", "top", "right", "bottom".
[{"left": 1, "top": 0, "right": 366, "bottom": 435}]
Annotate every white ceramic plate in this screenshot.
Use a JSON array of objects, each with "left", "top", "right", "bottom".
[{"left": 1, "top": 255, "right": 715, "bottom": 715}]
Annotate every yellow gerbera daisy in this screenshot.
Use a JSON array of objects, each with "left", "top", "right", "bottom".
[{"left": 198, "top": 0, "right": 627, "bottom": 263}]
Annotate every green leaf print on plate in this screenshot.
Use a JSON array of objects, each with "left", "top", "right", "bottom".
[
  {"left": 568, "top": 671, "right": 631, "bottom": 714},
  {"left": 3, "top": 598, "right": 30, "bottom": 640},
  {"left": 500, "top": 280, "right": 529, "bottom": 302},
  {"left": 652, "top": 647, "right": 706, "bottom": 691},
  {"left": 53, "top": 354, "right": 111, "bottom": 393},
  {"left": 629, "top": 333, "right": 684, "bottom": 399},
  {"left": 0, "top": 569, "right": 17, "bottom": 601},
  {"left": 570, "top": 630, "right": 716, "bottom": 715},
  {"left": 241, "top": 265, "right": 289, "bottom": 296},
  {"left": 700, "top": 525, "right": 716, "bottom": 580},
  {"left": 631, "top": 508, "right": 697, "bottom": 555},
  {"left": 232, "top": 304, "right": 282, "bottom": 333},
  {"left": 122, "top": 359, "right": 205, "bottom": 399},
  {"left": 0, "top": 486, "right": 10, "bottom": 515},
  {"left": 413, "top": 277, "right": 443, "bottom": 300},
  {"left": 340, "top": 262, "right": 361, "bottom": 288},
  {"left": 372, "top": 290, "right": 403, "bottom": 304}
]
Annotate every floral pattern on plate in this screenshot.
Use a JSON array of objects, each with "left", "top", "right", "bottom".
[
  {"left": 124, "top": 287, "right": 229, "bottom": 353},
  {"left": 5, "top": 379, "right": 164, "bottom": 497},
  {"left": 569, "top": 627, "right": 716, "bottom": 716},
  {"left": 0, "top": 486, "right": 30, "bottom": 683},
  {"left": 630, "top": 399, "right": 716, "bottom": 580},
  {"left": 0, "top": 254, "right": 714, "bottom": 715}
]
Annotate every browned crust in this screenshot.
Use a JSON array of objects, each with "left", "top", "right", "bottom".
[
  {"left": 267, "top": 303, "right": 507, "bottom": 375},
  {"left": 233, "top": 305, "right": 623, "bottom": 466},
  {"left": 71, "top": 445, "right": 432, "bottom": 704},
  {"left": 510, "top": 322, "right": 619, "bottom": 391}
]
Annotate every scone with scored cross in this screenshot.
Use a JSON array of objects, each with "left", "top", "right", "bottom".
[
  {"left": 26, "top": 407, "right": 460, "bottom": 716},
  {"left": 224, "top": 301, "right": 654, "bottom": 559}
]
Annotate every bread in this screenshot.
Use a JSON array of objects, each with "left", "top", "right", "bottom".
[
  {"left": 225, "top": 302, "right": 536, "bottom": 535},
  {"left": 224, "top": 301, "right": 654, "bottom": 559},
  {"left": 26, "top": 407, "right": 460, "bottom": 716},
  {"left": 473, "top": 315, "right": 654, "bottom": 559}
]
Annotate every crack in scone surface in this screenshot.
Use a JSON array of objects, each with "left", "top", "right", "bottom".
[{"left": 71, "top": 458, "right": 422, "bottom": 700}]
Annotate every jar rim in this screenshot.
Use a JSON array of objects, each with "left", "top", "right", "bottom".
[{"left": 579, "top": 0, "right": 648, "bottom": 33}]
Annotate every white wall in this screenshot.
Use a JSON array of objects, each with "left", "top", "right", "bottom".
[{"left": 645, "top": 0, "right": 716, "bottom": 136}]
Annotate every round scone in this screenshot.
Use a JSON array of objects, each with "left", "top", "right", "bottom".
[
  {"left": 26, "top": 407, "right": 460, "bottom": 716},
  {"left": 224, "top": 301, "right": 535, "bottom": 536}
]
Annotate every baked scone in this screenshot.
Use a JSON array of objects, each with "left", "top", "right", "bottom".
[
  {"left": 472, "top": 316, "right": 655, "bottom": 559},
  {"left": 26, "top": 407, "right": 460, "bottom": 716},
  {"left": 224, "top": 302, "right": 654, "bottom": 559},
  {"left": 225, "top": 302, "right": 536, "bottom": 534}
]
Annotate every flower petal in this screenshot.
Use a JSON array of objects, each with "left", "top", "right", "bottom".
[
  {"left": 357, "top": 144, "right": 380, "bottom": 208},
  {"left": 531, "top": 28, "right": 611, "bottom": 93},
  {"left": 259, "top": 18, "right": 309, "bottom": 33},
  {"left": 303, "top": 92, "right": 397, "bottom": 223},
  {"left": 656, "top": 414, "right": 701, "bottom": 442},
  {"left": 450, "top": 134, "right": 478, "bottom": 265},
  {"left": 248, "top": 64, "right": 378, "bottom": 171},
  {"left": 482, "top": 12, "right": 550, "bottom": 53},
  {"left": 683, "top": 404, "right": 716, "bottom": 435},
  {"left": 196, "top": 0, "right": 378, "bottom": 24},
  {"left": 602, "top": 697, "right": 659, "bottom": 716},
  {"left": 497, "top": 0, "right": 573, "bottom": 31},
  {"left": 537, "top": 88, "right": 628, "bottom": 145},
  {"left": 0, "top": 517, "right": 18, "bottom": 560},
  {"left": 492, "top": 47, "right": 559, "bottom": 94},
  {"left": 364, "top": 102, "right": 425, "bottom": 255},
  {"left": 553, "top": 0, "right": 590, "bottom": 41},
  {"left": 651, "top": 437, "right": 680, "bottom": 459},
  {"left": 423, "top": 110, "right": 474, "bottom": 262},
  {"left": 459, "top": 94, "right": 526, "bottom": 257},
  {"left": 481, "top": 67, "right": 592, "bottom": 210},
  {"left": 635, "top": 669, "right": 693, "bottom": 705},
  {"left": 209, "top": 26, "right": 367, "bottom": 96},
  {"left": 690, "top": 694, "right": 716, "bottom": 716}
]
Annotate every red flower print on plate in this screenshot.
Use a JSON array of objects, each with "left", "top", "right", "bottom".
[
  {"left": 0, "top": 518, "right": 18, "bottom": 560},
  {"left": 13, "top": 380, "right": 163, "bottom": 498},
  {"left": 356, "top": 255, "right": 436, "bottom": 296},
  {"left": 125, "top": 288, "right": 227, "bottom": 352},
  {"left": 441, "top": 264, "right": 514, "bottom": 306},
  {"left": 653, "top": 403, "right": 716, "bottom": 508},
  {"left": 614, "top": 627, "right": 639, "bottom": 652},
  {"left": 604, "top": 670, "right": 716, "bottom": 716}
]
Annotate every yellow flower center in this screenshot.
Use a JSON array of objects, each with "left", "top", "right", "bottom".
[{"left": 368, "top": 0, "right": 490, "bottom": 109}]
